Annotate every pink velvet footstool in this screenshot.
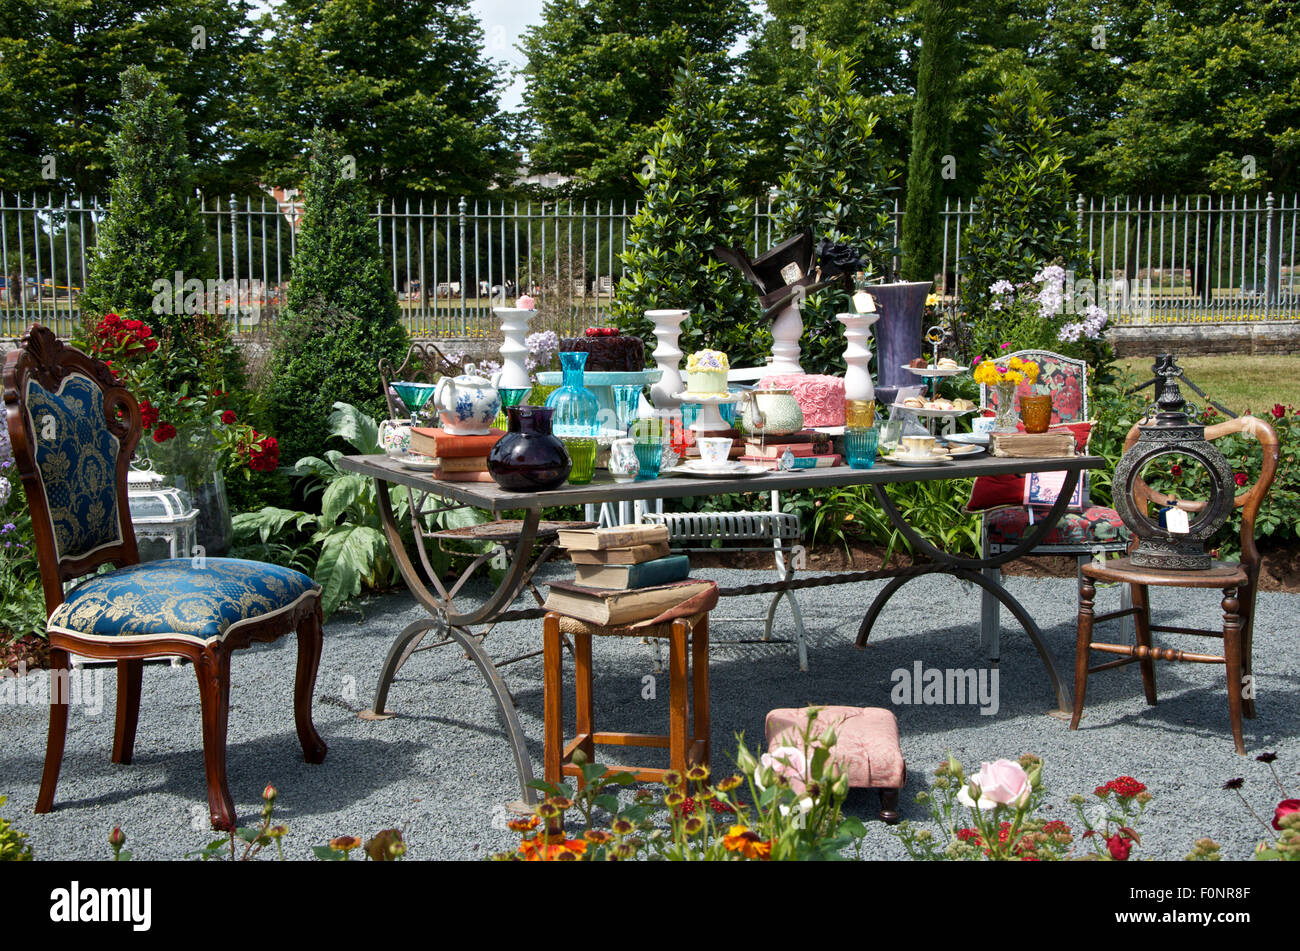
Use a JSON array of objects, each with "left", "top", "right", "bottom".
[{"left": 765, "top": 706, "right": 906, "bottom": 823}]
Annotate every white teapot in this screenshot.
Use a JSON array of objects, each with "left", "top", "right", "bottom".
[{"left": 432, "top": 363, "right": 501, "bottom": 436}]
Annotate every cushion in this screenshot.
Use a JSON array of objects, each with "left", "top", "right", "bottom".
[
  {"left": 48, "top": 558, "right": 319, "bottom": 644},
  {"left": 984, "top": 506, "right": 1130, "bottom": 548},
  {"left": 765, "top": 706, "right": 905, "bottom": 790}
]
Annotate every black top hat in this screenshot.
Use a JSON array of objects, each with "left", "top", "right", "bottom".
[{"left": 714, "top": 229, "right": 859, "bottom": 318}]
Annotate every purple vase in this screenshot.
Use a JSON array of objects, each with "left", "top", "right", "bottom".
[
  {"left": 864, "top": 281, "right": 933, "bottom": 407},
  {"left": 487, "top": 405, "right": 572, "bottom": 491}
]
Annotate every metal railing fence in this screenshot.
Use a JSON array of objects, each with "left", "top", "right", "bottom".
[{"left": 3, "top": 191, "right": 1297, "bottom": 339}]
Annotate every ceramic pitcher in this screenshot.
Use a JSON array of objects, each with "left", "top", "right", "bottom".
[{"left": 740, "top": 388, "right": 804, "bottom": 437}]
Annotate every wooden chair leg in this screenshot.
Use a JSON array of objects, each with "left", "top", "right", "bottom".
[
  {"left": 1069, "top": 578, "right": 1095, "bottom": 731},
  {"left": 1131, "top": 583, "right": 1157, "bottom": 705},
  {"left": 195, "top": 649, "right": 236, "bottom": 831},
  {"left": 294, "top": 605, "right": 328, "bottom": 763},
  {"left": 878, "top": 787, "right": 900, "bottom": 824},
  {"left": 111, "top": 659, "right": 143, "bottom": 765},
  {"left": 35, "top": 647, "right": 71, "bottom": 815},
  {"left": 1222, "top": 588, "right": 1246, "bottom": 755},
  {"left": 668, "top": 620, "right": 689, "bottom": 774},
  {"left": 691, "top": 615, "right": 710, "bottom": 767},
  {"left": 1240, "top": 581, "right": 1257, "bottom": 719},
  {"left": 542, "top": 614, "right": 564, "bottom": 785},
  {"left": 574, "top": 631, "right": 595, "bottom": 765}
]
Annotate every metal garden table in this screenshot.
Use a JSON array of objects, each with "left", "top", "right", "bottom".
[{"left": 340, "top": 452, "right": 1103, "bottom": 805}]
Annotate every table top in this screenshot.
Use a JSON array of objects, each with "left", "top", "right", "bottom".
[{"left": 341, "top": 453, "right": 1104, "bottom": 514}]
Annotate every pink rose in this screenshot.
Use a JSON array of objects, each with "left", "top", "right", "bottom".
[
  {"left": 760, "top": 746, "right": 808, "bottom": 792},
  {"left": 966, "top": 759, "right": 1031, "bottom": 808},
  {"left": 516, "top": 295, "right": 536, "bottom": 310},
  {"left": 1273, "top": 799, "right": 1300, "bottom": 831}
]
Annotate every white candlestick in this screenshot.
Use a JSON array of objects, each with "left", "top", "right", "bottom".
[
  {"left": 768, "top": 298, "right": 804, "bottom": 375},
  {"left": 492, "top": 307, "right": 535, "bottom": 390},
  {"left": 647, "top": 309, "right": 688, "bottom": 408},
  {"left": 837, "top": 311, "right": 880, "bottom": 403}
]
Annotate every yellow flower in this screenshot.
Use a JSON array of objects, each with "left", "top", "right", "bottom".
[{"left": 925, "top": 294, "right": 939, "bottom": 307}]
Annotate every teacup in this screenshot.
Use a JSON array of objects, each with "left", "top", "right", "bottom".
[
  {"left": 900, "top": 434, "right": 938, "bottom": 459},
  {"left": 697, "top": 437, "right": 732, "bottom": 468},
  {"left": 971, "top": 415, "right": 997, "bottom": 436}
]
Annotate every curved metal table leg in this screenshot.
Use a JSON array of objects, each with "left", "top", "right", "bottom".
[
  {"left": 765, "top": 588, "right": 808, "bottom": 672},
  {"left": 359, "top": 617, "right": 438, "bottom": 721}
]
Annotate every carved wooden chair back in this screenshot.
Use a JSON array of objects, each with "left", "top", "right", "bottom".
[{"left": 2, "top": 325, "right": 142, "bottom": 613}]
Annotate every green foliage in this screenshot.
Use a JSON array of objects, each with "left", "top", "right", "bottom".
[
  {"left": 900, "top": 0, "right": 960, "bottom": 283},
  {"left": 78, "top": 66, "right": 206, "bottom": 345},
  {"left": 0, "top": 479, "right": 47, "bottom": 643},
  {"left": 610, "top": 65, "right": 762, "bottom": 367},
  {"left": 263, "top": 129, "right": 408, "bottom": 467},
  {"left": 0, "top": 795, "right": 32, "bottom": 861},
  {"left": 242, "top": 0, "right": 508, "bottom": 195},
  {"left": 519, "top": 0, "right": 757, "bottom": 195},
  {"left": 959, "top": 73, "right": 1084, "bottom": 343},
  {"left": 232, "top": 404, "right": 483, "bottom": 618},
  {"left": 771, "top": 41, "right": 899, "bottom": 376}
]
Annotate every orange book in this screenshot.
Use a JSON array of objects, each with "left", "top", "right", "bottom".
[
  {"left": 410, "top": 427, "right": 504, "bottom": 459},
  {"left": 433, "top": 469, "right": 497, "bottom": 482}
]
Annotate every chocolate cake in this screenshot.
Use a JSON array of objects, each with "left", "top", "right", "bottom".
[{"left": 560, "top": 328, "right": 646, "bottom": 372}]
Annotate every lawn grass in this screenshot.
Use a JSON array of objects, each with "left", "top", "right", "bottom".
[{"left": 1117, "top": 354, "right": 1300, "bottom": 415}]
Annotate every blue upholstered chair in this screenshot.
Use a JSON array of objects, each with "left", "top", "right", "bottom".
[{"left": 3, "top": 326, "right": 326, "bottom": 830}]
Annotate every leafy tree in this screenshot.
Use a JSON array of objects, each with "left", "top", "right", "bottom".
[
  {"left": 264, "top": 129, "right": 408, "bottom": 466},
  {"left": 771, "top": 42, "right": 899, "bottom": 375},
  {"left": 900, "top": 0, "right": 960, "bottom": 282},
  {"left": 1091, "top": 0, "right": 1300, "bottom": 194},
  {"left": 959, "top": 72, "right": 1083, "bottom": 352},
  {"left": 79, "top": 66, "right": 205, "bottom": 338},
  {"left": 243, "top": 0, "right": 509, "bottom": 195},
  {"left": 610, "top": 65, "right": 759, "bottom": 366},
  {"left": 519, "top": 0, "right": 756, "bottom": 196},
  {"left": 0, "top": 0, "right": 256, "bottom": 195}
]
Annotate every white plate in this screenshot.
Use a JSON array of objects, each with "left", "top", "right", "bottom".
[
  {"left": 902, "top": 364, "right": 967, "bottom": 377},
  {"left": 671, "top": 391, "right": 744, "bottom": 405},
  {"left": 884, "top": 452, "right": 953, "bottom": 466},
  {"left": 891, "top": 403, "right": 978, "bottom": 418},
  {"left": 944, "top": 431, "right": 990, "bottom": 446},
  {"left": 397, "top": 455, "right": 440, "bottom": 471},
  {"left": 941, "top": 442, "right": 985, "bottom": 456},
  {"left": 663, "top": 463, "right": 768, "bottom": 479}
]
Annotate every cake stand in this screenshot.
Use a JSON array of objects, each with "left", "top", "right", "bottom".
[
  {"left": 671, "top": 391, "right": 743, "bottom": 433},
  {"left": 889, "top": 402, "right": 977, "bottom": 437},
  {"left": 533, "top": 369, "right": 662, "bottom": 431}
]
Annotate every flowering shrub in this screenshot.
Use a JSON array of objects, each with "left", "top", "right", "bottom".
[
  {"left": 971, "top": 264, "right": 1114, "bottom": 368},
  {"left": 0, "top": 402, "right": 45, "bottom": 643},
  {"left": 894, "top": 755, "right": 1152, "bottom": 860},
  {"left": 75, "top": 313, "right": 279, "bottom": 478},
  {"left": 1220, "top": 753, "right": 1300, "bottom": 861},
  {"left": 495, "top": 711, "right": 869, "bottom": 861}
]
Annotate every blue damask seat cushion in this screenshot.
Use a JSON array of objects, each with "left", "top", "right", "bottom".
[{"left": 47, "top": 558, "right": 319, "bottom": 643}]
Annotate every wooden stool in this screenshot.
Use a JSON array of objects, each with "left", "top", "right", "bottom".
[{"left": 543, "top": 610, "right": 710, "bottom": 786}]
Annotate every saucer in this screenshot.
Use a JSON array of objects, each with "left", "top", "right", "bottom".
[
  {"left": 885, "top": 452, "right": 952, "bottom": 466},
  {"left": 397, "top": 454, "right": 440, "bottom": 471}
]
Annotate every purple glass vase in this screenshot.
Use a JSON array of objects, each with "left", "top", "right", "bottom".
[{"left": 487, "top": 405, "right": 572, "bottom": 491}]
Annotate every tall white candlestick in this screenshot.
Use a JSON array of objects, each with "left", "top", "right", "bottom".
[
  {"left": 768, "top": 298, "right": 804, "bottom": 375},
  {"left": 647, "top": 309, "right": 688, "bottom": 409},
  {"left": 837, "top": 310, "right": 880, "bottom": 403},
  {"left": 492, "top": 307, "right": 535, "bottom": 390}
]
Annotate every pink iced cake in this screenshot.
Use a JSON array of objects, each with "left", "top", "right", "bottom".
[{"left": 758, "top": 373, "right": 846, "bottom": 427}]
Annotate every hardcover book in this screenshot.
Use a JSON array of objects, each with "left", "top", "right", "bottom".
[
  {"left": 543, "top": 579, "right": 714, "bottom": 626},
  {"left": 572, "top": 554, "right": 691, "bottom": 591},
  {"left": 410, "top": 427, "right": 504, "bottom": 459},
  {"left": 567, "top": 542, "right": 672, "bottom": 565},
  {"left": 556, "top": 524, "right": 670, "bottom": 551}
]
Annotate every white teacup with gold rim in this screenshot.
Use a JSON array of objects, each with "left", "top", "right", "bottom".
[{"left": 899, "top": 434, "right": 938, "bottom": 459}]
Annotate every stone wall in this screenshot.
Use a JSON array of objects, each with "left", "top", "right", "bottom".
[{"left": 1110, "top": 321, "right": 1300, "bottom": 357}]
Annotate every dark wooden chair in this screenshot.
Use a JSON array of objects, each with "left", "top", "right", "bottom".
[
  {"left": 3, "top": 325, "right": 327, "bottom": 829},
  {"left": 1069, "top": 414, "right": 1279, "bottom": 754}
]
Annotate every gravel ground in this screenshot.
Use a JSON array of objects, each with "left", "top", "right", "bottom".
[{"left": 2, "top": 565, "right": 1297, "bottom": 861}]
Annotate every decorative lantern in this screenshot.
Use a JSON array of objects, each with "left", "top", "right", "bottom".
[
  {"left": 1111, "top": 355, "right": 1234, "bottom": 570},
  {"left": 127, "top": 466, "right": 199, "bottom": 562}
]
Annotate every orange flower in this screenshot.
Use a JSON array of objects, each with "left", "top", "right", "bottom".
[
  {"left": 518, "top": 835, "right": 588, "bottom": 861},
  {"left": 722, "top": 825, "right": 772, "bottom": 860},
  {"left": 329, "top": 836, "right": 362, "bottom": 852},
  {"left": 508, "top": 816, "right": 540, "bottom": 833}
]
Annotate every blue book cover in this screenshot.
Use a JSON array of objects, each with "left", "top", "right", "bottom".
[{"left": 572, "top": 554, "right": 691, "bottom": 591}]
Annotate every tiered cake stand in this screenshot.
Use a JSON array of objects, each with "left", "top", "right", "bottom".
[{"left": 671, "top": 391, "right": 744, "bottom": 433}]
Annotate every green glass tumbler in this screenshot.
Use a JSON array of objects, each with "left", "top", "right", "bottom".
[{"left": 562, "top": 436, "right": 598, "bottom": 484}]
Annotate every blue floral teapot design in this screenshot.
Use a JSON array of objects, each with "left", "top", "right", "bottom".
[{"left": 432, "top": 363, "right": 501, "bottom": 436}]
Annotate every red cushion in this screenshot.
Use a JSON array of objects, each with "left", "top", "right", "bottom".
[
  {"left": 965, "top": 473, "right": 1025, "bottom": 511},
  {"left": 984, "top": 506, "right": 1130, "bottom": 547}
]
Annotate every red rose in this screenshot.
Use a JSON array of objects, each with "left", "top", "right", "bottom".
[
  {"left": 135, "top": 324, "right": 152, "bottom": 339},
  {"left": 144, "top": 338, "right": 159, "bottom": 353},
  {"left": 1107, "top": 833, "right": 1132, "bottom": 860},
  {"left": 1273, "top": 799, "right": 1300, "bottom": 831},
  {"left": 1235, "top": 472, "right": 1248, "bottom": 487},
  {"left": 123, "top": 319, "right": 142, "bottom": 330},
  {"left": 1170, "top": 464, "right": 1182, "bottom": 478},
  {"left": 139, "top": 400, "right": 159, "bottom": 429},
  {"left": 1272, "top": 403, "right": 1285, "bottom": 419},
  {"left": 221, "top": 410, "right": 237, "bottom": 425},
  {"left": 152, "top": 423, "right": 177, "bottom": 443}
]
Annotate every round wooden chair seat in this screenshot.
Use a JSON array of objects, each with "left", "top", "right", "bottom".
[{"left": 1082, "top": 556, "right": 1248, "bottom": 589}]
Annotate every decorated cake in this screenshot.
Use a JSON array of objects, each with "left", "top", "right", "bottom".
[
  {"left": 685, "top": 350, "right": 730, "bottom": 395},
  {"left": 757, "top": 373, "right": 846, "bottom": 428},
  {"left": 559, "top": 327, "right": 645, "bottom": 372}
]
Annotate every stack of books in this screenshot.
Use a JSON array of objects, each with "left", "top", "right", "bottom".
[
  {"left": 409, "top": 426, "right": 505, "bottom": 481},
  {"left": 543, "top": 524, "right": 712, "bottom": 625},
  {"left": 740, "top": 430, "right": 841, "bottom": 469}
]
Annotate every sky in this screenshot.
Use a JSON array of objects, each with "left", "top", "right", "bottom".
[{"left": 469, "top": 0, "right": 547, "bottom": 111}]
